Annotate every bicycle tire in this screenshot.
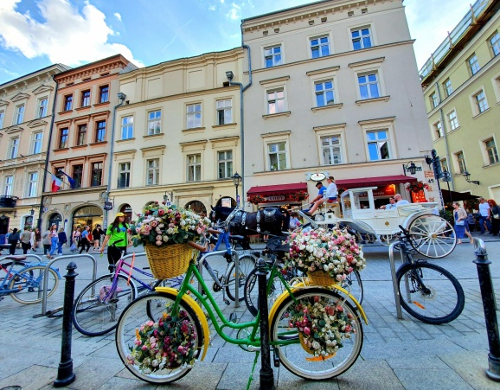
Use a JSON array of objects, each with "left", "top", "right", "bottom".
[
  {"left": 397, "top": 262, "right": 465, "bottom": 324},
  {"left": 72, "top": 274, "right": 136, "bottom": 336},
  {"left": 9, "top": 265, "right": 59, "bottom": 304},
  {"left": 244, "top": 266, "right": 285, "bottom": 317},
  {"left": 115, "top": 292, "right": 203, "bottom": 384},
  {"left": 225, "top": 254, "right": 256, "bottom": 302},
  {"left": 270, "top": 288, "right": 363, "bottom": 380}
]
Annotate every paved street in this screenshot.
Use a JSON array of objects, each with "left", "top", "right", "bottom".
[{"left": 0, "top": 234, "right": 499, "bottom": 390}]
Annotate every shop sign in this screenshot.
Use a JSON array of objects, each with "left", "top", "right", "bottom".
[
  {"left": 103, "top": 201, "right": 113, "bottom": 211},
  {"left": 267, "top": 195, "right": 286, "bottom": 202}
]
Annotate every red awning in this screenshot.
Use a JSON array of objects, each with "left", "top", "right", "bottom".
[
  {"left": 336, "top": 175, "right": 417, "bottom": 189},
  {"left": 247, "top": 182, "right": 307, "bottom": 195}
]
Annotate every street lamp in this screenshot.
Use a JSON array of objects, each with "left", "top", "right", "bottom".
[
  {"left": 402, "top": 161, "right": 417, "bottom": 176},
  {"left": 30, "top": 206, "right": 35, "bottom": 216},
  {"left": 232, "top": 172, "right": 242, "bottom": 207},
  {"left": 463, "top": 171, "right": 480, "bottom": 185}
]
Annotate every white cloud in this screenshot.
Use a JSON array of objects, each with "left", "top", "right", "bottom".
[
  {"left": 0, "top": 0, "right": 143, "bottom": 67},
  {"left": 114, "top": 12, "right": 122, "bottom": 21},
  {"left": 227, "top": 3, "right": 241, "bottom": 20}
]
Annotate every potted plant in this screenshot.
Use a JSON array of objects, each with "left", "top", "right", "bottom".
[
  {"left": 247, "top": 194, "right": 266, "bottom": 205},
  {"left": 405, "top": 181, "right": 429, "bottom": 193}
]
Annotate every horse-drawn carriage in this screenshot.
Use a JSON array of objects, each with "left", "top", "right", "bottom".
[{"left": 298, "top": 187, "right": 456, "bottom": 259}]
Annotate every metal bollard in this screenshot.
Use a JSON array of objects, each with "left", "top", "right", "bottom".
[
  {"left": 257, "top": 258, "right": 275, "bottom": 390},
  {"left": 473, "top": 240, "right": 500, "bottom": 382},
  {"left": 54, "top": 262, "right": 78, "bottom": 387}
]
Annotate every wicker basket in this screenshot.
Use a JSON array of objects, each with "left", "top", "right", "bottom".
[
  {"left": 307, "top": 271, "right": 336, "bottom": 286},
  {"left": 144, "top": 243, "right": 193, "bottom": 279},
  {"left": 298, "top": 333, "right": 314, "bottom": 355}
]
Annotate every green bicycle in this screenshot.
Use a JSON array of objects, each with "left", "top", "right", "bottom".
[{"left": 115, "top": 241, "right": 368, "bottom": 385}]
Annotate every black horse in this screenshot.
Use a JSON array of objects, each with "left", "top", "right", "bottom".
[{"left": 210, "top": 206, "right": 290, "bottom": 246}]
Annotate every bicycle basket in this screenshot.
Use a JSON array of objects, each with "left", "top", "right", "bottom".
[
  {"left": 307, "top": 271, "right": 337, "bottom": 287},
  {"left": 144, "top": 243, "right": 193, "bottom": 279}
]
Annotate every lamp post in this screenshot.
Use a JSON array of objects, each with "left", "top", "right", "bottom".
[
  {"left": 232, "top": 172, "right": 242, "bottom": 208},
  {"left": 463, "top": 171, "right": 480, "bottom": 185},
  {"left": 402, "top": 161, "right": 417, "bottom": 176}
]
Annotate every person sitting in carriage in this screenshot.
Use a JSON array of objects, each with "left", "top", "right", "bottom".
[{"left": 304, "top": 176, "right": 338, "bottom": 217}]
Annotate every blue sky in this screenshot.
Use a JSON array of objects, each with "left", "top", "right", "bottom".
[{"left": 0, "top": 0, "right": 472, "bottom": 85}]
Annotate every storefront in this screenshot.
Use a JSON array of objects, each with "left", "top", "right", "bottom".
[
  {"left": 72, "top": 205, "right": 103, "bottom": 232},
  {"left": 246, "top": 182, "right": 308, "bottom": 208}
]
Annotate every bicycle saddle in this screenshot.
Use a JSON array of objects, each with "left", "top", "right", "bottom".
[{"left": 3, "top": 255, "right": 28, "bottom": 261}]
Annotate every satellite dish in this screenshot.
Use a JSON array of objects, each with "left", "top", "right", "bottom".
[{"left": 310, "top": 173, "right": 326, "bottom": 181}]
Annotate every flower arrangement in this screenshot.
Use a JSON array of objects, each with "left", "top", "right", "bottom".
[
  {"left": 289, "top": 191, "right": 309, "bottom": 202},
  {"left": 127, "top": 309, "right": 198, "bottom": 373},
  {"left": 247, "top": 194, "right": 266, "bottom": 205},
  {"left": 406, "top": 181, "right": 429, "bottom": 193},
  {"left": 130, "top": 202, "right": 210, "bottom": 247},
  {"left": 286, "top": 227, "right": 366, "bottom": 282},
  {"left": 288, "top": 295, "right": 357, "bottom": 357}
]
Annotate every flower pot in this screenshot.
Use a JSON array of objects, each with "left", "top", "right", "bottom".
[{"left": 144, "top": 243, "right": 193, "bottom": 279}]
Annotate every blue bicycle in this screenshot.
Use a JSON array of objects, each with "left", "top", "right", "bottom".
[{"left": 0, "top": 255, "right": 62, "bottom": 304}]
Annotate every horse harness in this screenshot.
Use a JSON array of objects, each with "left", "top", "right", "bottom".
[{"left": 225, "top": 208, "right": 279, "bottom": 233}]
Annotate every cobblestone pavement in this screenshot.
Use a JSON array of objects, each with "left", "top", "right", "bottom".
[{"left": 0, "top": 234, "right": 499, "bottom": 390}]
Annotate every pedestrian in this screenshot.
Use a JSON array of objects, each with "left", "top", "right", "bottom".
[
  {"left": 20, "top": 227, "right": 31, "bottom": 254},
  {"left": 71, "top": 227, "right": 81, "bottom": 252},
  {"left": 8, "top": 228, "right": 20, "bottom": 255},
  {"left": 289, "top": 211, "right": 301, "bottom": 230},
  {"left": 47, "top": 224, "right": 59, "bottom": 259},
  {"left": 57, "top": 228, "right": 67, "bottom": 255},
  {"left": 99, "top": 212, "right": 131, "bottom": 272},
  {"left": 34, "top": 227, "right": 41, "bottom": 250},
  {"left": 478, "top": 197, "right": 492, "bottom": 234},
  {"left": 42, "top": 230, "right": 51, "bottom": 255},
  {"left": 452, "top": 202, "right": 473, "bottom": 244},
  {"left": 79, "top": 226, "right": 91, "bottom": 253},
  {"left": 488, "top": 199, "right": 500, "bottom": 236},
  {"left": 92, "top": 224, "right": 104, "bottom": 251}
]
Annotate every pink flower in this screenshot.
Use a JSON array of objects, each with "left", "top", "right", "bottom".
[{"left": 158, "top": 209, "right": 165, "bottom": 216}]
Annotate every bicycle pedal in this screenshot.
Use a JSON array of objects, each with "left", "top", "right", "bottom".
[
  {"left": 229, "top": 312, "right": 238, "bottom": 323},
  {"left": 223, "top": 299, "right": 230, "bottom": 305},
  {"left": 273, "top": 350, "right": 280, "bottom": 367}
]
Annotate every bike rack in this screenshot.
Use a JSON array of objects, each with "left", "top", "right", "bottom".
[
  {"left": 388, "top": 242, "right": 404, "bottom": 319},
  {"left": 38, "top": 254, "right": 98, "bottom": 317}
]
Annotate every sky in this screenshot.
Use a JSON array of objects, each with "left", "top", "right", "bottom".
[{"left": 0, "top": 0, "right": 473, "bottom": 85}]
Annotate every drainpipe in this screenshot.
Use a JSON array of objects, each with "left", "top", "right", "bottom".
[
  {"left": 227, "top": 43, "right": 252, "bottom": 208},
  {"left": 103, "top": 92, "right": 126, "bottom": 229},
  {"left": 39, "top": 76, "right": 60, "bottom": 230},
  {"left": 435, "top": 81, "right": 454, "bottom": 190}
]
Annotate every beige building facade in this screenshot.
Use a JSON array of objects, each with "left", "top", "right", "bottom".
[
  {"left": 109, "top": 48, "right": 245, "bottom": 219},
  {"left": 421, "top": 0, "right": 500, "bottom": 201},
  {"left": 240, "top": 0, "right": 435, "bottom": 210},
  {"left": 0, "top": 64, "right": 69, "bottom": 240}
]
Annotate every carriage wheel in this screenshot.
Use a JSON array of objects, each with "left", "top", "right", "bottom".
[{"left": 407, "top": 214, "right": 456, "bottom": 258}]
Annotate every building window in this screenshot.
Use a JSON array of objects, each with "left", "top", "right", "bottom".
[
  {"left": 0, "top": 110, "right": 4, "bottom": 129},
  {"left": 64, "top": 95, "right": 73, "bottom": 111},
  {"left": 455, "top": 151, "right": 466, "bottom": 174},
  {"left": 118, "top": 162, "right": 131, "bottom": 188},
  {"left": 95, "top": 120, "right": 106, "bottom": 142},
  {"left": 448, "top": 110, "right": 459, "bottom": 130},
  {"left": 468, "top": 54, "right": 480, "bottom": 75},
  {"left": 147, "top": 110, "right": 161, "bottom": 135},
  {"left": 310, "top": 36, "right": 330, "bottom": 58},
  {"left": 430, "top": 92, "right": 438, "bottom": 108},
  {"left": 59, "top": 128, "right": 69, "bottom": 149},
  {"left": 216, "top": 99, "right": 232, "bottom": 125},
  {"left": 267, "top": 89, "right": 285, "bottom": 114},
  {"left": 27, "top": 172, "right": 38, "bottom": 198},
  {"left": 121, "top": 116, "right": 134, "bottom": 140},
  {"left": 474, "top": 90, "right": 489, "bottom": 114},
  {"left": 217, "top": 150, "right": 233, "bottom": 179},
  {"left": 321, "top": 135, "right": 342, "bottom": 165},
  {"left": 485, "top": 138, "right": 499, "bottom": 165},
  {"left": 366, "top": 130, "right": 390, "bottom": 160},
  {"left": 9, "top": 138, "right": 19, "bottom": 159},
  {"left": 4, "top": 175, "right": 13, "bottom": 196},
  {"left": 268, "top": 142, "right": 287, "bottom": 171},
  {"left": 37, "top": 98, "right": 48, "bottom": 118},
  {"left": 91, "top": 162, "right": 103, "bottom": 186},
  {"left": 72, "top": 164, "right": 83, "bottom": 188},
  {"left": 14, "top": 104, "right": 24, "bottom": 124},
  {"left": 315, "top": 80, "right": 335, "bottom": 106},
  {"left": 77, "top": 124, "right": 87, "bottom": 145},
  {"left": 358, "top": 72, "right": 379, "bottom": 99},
  {"left": 32, "top": 132, "right": 42, "bottom": 154},
  {"left": 99, "top": 85, "right": 109, "bottom": 103},
  {"left": 186, "top": 103, "right": 202, "bottom": 129},
  {"left": 443, "top": 78, "right": 453, "bottom": 97},
  {"left": 187, "top": 154, "right": 201, "bottom": 181},
  {"left": 351, "top": 27, "right": 372, "bottom": 50},
  {"left": 433, "top": 121, "right": 443, "bottom": 139},
  {"left": 440, "top": 158, "right": 449, "bottom": 174},
  {"left": 81, "top": 90, "right": 91, "bottom": 107},
  {"left": 490, "top": 32, "right": 500, "bottom": 57},
  {"left": 147, "top": 158, "right": 160, "bottom": 185},
  {"left": 264, "top": 45, "right": 282, "bottom": 68}
]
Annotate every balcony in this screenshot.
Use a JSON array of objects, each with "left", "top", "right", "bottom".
[{"left": 0, "top": 195, "right": 19, "bottom": 208}]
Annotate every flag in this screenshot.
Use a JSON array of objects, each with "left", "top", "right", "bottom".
[
  {"left": 58, "top": 169, "right": 76, "bottom": 189},
  {"left": 51, "top": 175, "right": 62, "bottom": 193}
]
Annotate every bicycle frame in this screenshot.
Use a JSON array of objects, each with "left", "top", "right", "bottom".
[{"left": 0, "top": 260, "right": 60, "bottom": 296}]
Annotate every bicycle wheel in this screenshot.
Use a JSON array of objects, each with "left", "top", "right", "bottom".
[
  {"left": 72, "top": 274, "right": 136, "bottom": 336},
  {"left": 270, "top": 288, "right": 363, "bottom": 380},
  {"left": 397, "top": 262, "right": 465, "bottom": 324},
  {"left": 115, "top": 292, "right": 203, "bottom": 384},
  {"left": 340, "top": 270, "right": 363, "bottom": 305},
  {"left": 244, "top": 267, "right": 286, "bottom": 317},
  {"left": 225, "top": 254, "right": 256, "bottom": 302},
  {"left": 408, "top": 214, "right": 457, "bottom": 258},
  {"left": 9, "top": 265, "right": 59, "bottom": 304}
]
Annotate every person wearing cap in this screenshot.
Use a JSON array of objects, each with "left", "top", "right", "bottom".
[
  {"left": 100, "top": 212, "right": 131, "bottom": 272},
  {"left": 304, "top": 176, "right": 338, "bottom": 216},
  {"left": 306, "top": 181, "right": 327, "bottom": 211}
]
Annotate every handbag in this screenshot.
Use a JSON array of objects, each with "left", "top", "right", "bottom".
[
  {"left": 494, "top": 214, "right": 500, "bottom": 219},
  {"left": 455, "top": 220, "right": 465, "bottom": 226}
]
